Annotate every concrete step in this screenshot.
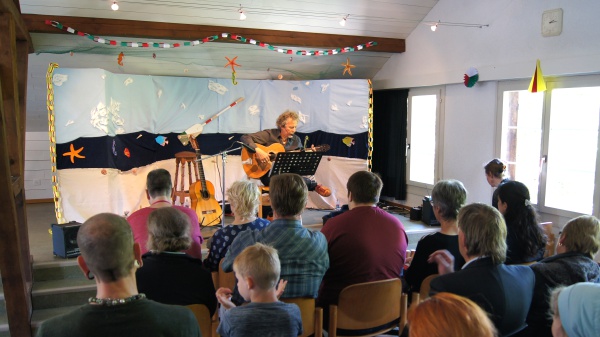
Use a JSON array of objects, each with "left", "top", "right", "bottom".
[
  {"left": 31, "top": 305, "right": 82, "bottom": 336},
  {"left": 32, "top": 277, "right": 95, "bottom": 311}
]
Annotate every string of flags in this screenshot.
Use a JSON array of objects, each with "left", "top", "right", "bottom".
[{"left": 45, "top": 20, "right": 378, "bottom": 56}]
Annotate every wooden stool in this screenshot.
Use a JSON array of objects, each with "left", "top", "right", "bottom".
[
  {"left": 257, "top": 186, "right": 270, "bottom": 218},
  {"left": 172, "top": 151, "right": 199, "bottom": 205}
]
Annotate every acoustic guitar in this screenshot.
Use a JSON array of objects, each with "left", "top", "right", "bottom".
[
  {"left": 188, "top": 136, "right": 222, "bottom": 227},
  {"left": 241, "top": 143, "right": 331, "bottom": 179}
]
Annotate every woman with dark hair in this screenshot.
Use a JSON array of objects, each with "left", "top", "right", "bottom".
[
  {"left": 484, "top": 158, "right": 509, "bottom": 209},
  {"left": 496, "top": 181, "right": 546, "bottom": 264}
]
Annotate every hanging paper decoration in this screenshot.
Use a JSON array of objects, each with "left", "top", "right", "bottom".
[
  {"left": 62, "top": 144, "right": 85, "bottom": 163},
  {"left": 44, "top": 20, "right": 378, "bottom": 56},
  {"left": 342, "top": 58, "right": 356, "bottom": 76},
  {"left": 124, "top": 148, "right": 131, "bottom": 158},
  {"left": 463, "top": 67, "right": 479, "bottom": 87},
  {"left": 117, "top": 52, "right": 124, "bottom": 66},
  {"left": 225, "top": 56, "right": 241, "bottom": 85},
  {"left": 342, "top": 137, "right": 355, "bottom": 147},
  {"left": 528, "top": 59, "right": 547, "bottom": 93},
  {"left": 155, "top": 135, "right": 168, "bottom": 146}
]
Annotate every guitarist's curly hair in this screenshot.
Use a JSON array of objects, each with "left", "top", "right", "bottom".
[{"left": 276, "top": 110, "right": 299, "bottom": 129}]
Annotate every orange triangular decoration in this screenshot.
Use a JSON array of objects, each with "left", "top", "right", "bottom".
[{"left": 528, "top": 59, "right": 547, "bottom": 93}]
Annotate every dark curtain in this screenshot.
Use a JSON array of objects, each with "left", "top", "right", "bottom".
[{"left": 372, "top": 89, "right": 408, "bottom": 200}]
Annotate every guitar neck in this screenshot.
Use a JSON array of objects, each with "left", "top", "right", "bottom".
[{"left": 195, "top": 149, "right": 208, "bottom": 191}]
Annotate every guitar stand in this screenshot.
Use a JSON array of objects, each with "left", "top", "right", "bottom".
[
  {"left": 268, "top": 151, "right": 324, "bottom": 178},
  {"left": 199, "top": 146, "right": 242, "bottom": 227}
]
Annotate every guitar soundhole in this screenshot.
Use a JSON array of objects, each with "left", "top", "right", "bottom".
[{"left": 201, "top": 191, "right": 210, "bottom": 199}]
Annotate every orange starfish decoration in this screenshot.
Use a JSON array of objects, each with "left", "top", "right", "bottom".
[
  {"left": 342, "top": 57, "right": 356, "bottom": 76},
  {"left": 224, "top": 56, "right": 241, "bottom": 72},
  {"left": 63, "top": 144, "right": 85, "bottom": 163}
]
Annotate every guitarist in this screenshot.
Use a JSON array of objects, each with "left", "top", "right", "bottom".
[{"left": 240, "top": 110, "right": 331, "bottom": 197}]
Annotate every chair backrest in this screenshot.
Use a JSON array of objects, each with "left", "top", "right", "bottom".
[
  {"left": 281, "top": 297, "right": 323, "bottom": 337},
  {"left": 218, "top": 259, "right": 237, "bottom": 291},
  {"left": 329, "top": 278, "right": 402, "bottom": 337},
  {"left": 187, "top": 304, "right": 212, "bottom": 337},
  {"left": 419, "top": 274, "right": 438, "bottom": 301},
  {"left": 539, "top": 222, "right": 556, "bottom": 258}
]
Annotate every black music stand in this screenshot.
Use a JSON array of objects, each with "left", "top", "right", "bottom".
[{"left": 268, "top": 151, "right": 324, "bottom": 177}]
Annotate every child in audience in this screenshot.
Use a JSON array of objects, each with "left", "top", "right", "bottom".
[{"left": 215, "top": 243, "right": 302, "bottom": 337}]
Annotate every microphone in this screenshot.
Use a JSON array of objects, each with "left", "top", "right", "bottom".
[
  {"left": 303, "top": 135, "right": 309, "bottom": 151},
  {"left": 237, "top": 141, "right": 256, "bottom": 152}
]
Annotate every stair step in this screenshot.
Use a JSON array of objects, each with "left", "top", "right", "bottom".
[
  {"left": 32, "top": 260, "right": 85, "bottom": 282},
  {"left": 31, "top": 305, "right": 83, "bottom": 335},
  {"left": 32, "top": 278, "right": 95, "bottom": 310}
]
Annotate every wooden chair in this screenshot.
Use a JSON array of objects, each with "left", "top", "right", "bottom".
[
  {"left": 328, "top": 278, "right": 404, "bottom": 337},
  {"left": 173, "top": 151, "right": 199, "bottom": 205},
  {"left": 257, "top": 186, "right": 270, "bottom": 218},
  {"left": 217, "top": 259, "right": 236, "bottom": 291},
  {"left": 539, "top": 222, "right": 556, "bottom": 258},
  {"left": 281, "top": 297, "right": 323, "bottom": 337},
  {"left": 419, "top": 274, "right": 438, "bottom": 302},
  {"left": 187, "top": 304, "right": 212, "bottom": 337}
]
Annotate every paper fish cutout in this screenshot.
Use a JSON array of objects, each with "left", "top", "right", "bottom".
[
  {"left": 52, "top": 74, "right": 68, "bottom": 86},
  {"left": 112, "top": 140, "right": 117, "bottom": 156},
  {"left": 347, "top": 100, "right": 353, "bottom": 106},
  {"left": 321, "top": 84, "right": 329, "bottom": 92},
  {"left": 157, "top": 89, "right": 162, "bottom": 98},
  {"left": 342, "top": 137, "right": 355, "bottom": 147},
  {"left": 298, "top": 111, "right": 308, "bottom": 123},
  {"left": 124, "top": 148, "right": 131, "bottom": 158},
  {"left": 360, "top": 116, "right": 369, "bottom": 129},
  {"left": 155, "top": 135, "right": 168, "bottom": 146},
  {"left": 180, "top": 103, "right": 186, "bottom": 109},
  {"left": 331, "top": 104, "right": 339, "bottom": 111},
  {"left": 291, "top": 94, "right": 302, "bottom": 104},
  {"left": 208, "top": 81, "right": 228, "bottom": 95},
  {"left": 117, "top": 52, "right": 124, "bottom": 66},
  {"left": 124, "top": 77, "right": 133, "bottom": 86},
  {"left": 305, "top": 81, "right": 310, "bottom": 86},
  {"left": 136, "top": 134, "right": 143, "bottom": 139},
  {"left": 63, "top": 144, "right": 85, "bottom": 163},
  {"left": 65, "top": 120, "right": 74, "bottom": 126}
]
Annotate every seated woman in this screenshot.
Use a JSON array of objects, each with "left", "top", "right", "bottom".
[
  {"left": 136, "top": 207, "right": 217, "bottom": 315},
  {"left": 408, "top": 292, "right": 497, "bottom": 337},
  {"left": 404, "top": 180, "right": 467, "bottom": 292},
  {"left": 527, "top": 215, "right": 600, "bottom": 337},
  {"left": 496, "top": 180, "right": 546, "bottom": 264},
  {"left": 484, "top": 158, "right": 510, "bottom": 209},
  {"left": 549, "top": 283, "right": 600, "bottom": 337},
  {"left": 203, "top": 180, "right": 269, "bottom": 272}
]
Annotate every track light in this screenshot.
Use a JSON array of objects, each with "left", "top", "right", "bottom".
[
  {"left": 339, "top": 14, "right": 349, "bottom": 26},
  {"left": 239, "top": 4, "right": 246, "bottom": 20},
  {"left": 431, "top": 22, "right": 438, "bottom": 31},
  {"left": 111, "top": 1, "right": 119, "bottom": 11},
  {"left": 426, "top": 20, "right": 489, "bottom": 32}
]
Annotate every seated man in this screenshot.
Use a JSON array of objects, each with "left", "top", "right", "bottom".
[
  {"left": 429, "top": 203, "right": 535, "bottom": 337},
  {"left": 127, "top": 168, "right": 203, "bottom": 259},
  {"left": 36, "top": 213, "right": 200, "bottom": 337},
  {"left": 222, "top": 173, "right": 329, "bottom": 305},
  {"left": 240, "top": 110, "right": 331, "bottom": 197},
  {"left": 404, "top": 179, "right": 467, "bottom": 292},
  {"left": 216, "top": 243, "right": 303, "bottom": 337},
  {"left": 317, "top": 171, "right": 407, "bottom": 323}
]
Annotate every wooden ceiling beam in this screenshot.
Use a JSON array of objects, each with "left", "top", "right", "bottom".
[
  {"left": 23, "top": 14, "right": 405, "bottom": 53},
  {"left": 0, "top": 0, "right": 33, "bottom": 52}
]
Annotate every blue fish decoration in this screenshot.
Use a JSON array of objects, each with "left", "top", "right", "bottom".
[{"left": 155, "top": 135, "right": 168, "bottom": 146}]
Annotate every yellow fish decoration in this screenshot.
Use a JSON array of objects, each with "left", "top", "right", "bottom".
[{"left": 342, "top": 137, "right": 355, "bottom": 147}]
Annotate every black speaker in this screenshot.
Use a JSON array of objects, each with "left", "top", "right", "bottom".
[
  {"left": 51, "top": 222, "right": 82, "bottom": 258},
  {"left": 422, "top": 196, "right": 440, "bottom": 226}
]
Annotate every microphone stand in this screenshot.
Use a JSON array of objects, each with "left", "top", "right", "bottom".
[{"left": 198, "top": 146, "right": 241, "bottom": 227}]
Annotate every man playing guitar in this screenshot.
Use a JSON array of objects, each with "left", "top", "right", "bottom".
[{"left": 240, "top": 110, "right": 331, "bottom": 197}]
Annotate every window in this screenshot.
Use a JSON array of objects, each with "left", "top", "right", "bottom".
[
  {"left": 498, "top": 76, "right": 600, "bottom": 217},
  {"left": 408, "top": 87, "right": 442, "bottom": 187}
]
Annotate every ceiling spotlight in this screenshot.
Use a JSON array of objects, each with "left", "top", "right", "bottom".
[
  {"left": 111, "top": 1, "right": 119, "bottom": 11},
  {"left": 339, "top": 14, "right": 349, "bottom": 27},
  {"left": 430, "top": 22, "right": 438, "bottom": 31},
  {"left": 239, "top": 4, "right": 246, "bottom": 20}
]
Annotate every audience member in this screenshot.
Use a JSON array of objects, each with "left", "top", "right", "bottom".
[
  {"left": 404, "top": 179, "right": 467, "bottom": 292},
  {"left": 127, "top": 168, "right": 203, "bottom": 258},
  {"left": 240, "top": 110, "right": 331, "bottom": 196},
  {"left": 216, "top": 243, "right": 302, "bottom": 337},
  {"left": 497, "top": 180, "right": 546, "bottom": 264},
  {"left": 429, "top": 203, "right": 535, "bottom": 337},
  {"left": 136, "top": 207, "right": 217, "bottom": 315},
  {"left": 36, "top": 213, "right": 200, "bottom": 337},
  {"left": 549, "top": 282, "right": 600, "bottom": 337},
  {"left": 222, "top": 173, "right": 329, "bottom": 305},
  {"left": 485, "top": 158, "right": 509, "bottom": 209},
  {"left": 204, "top": 180, "right": 269, "bottom": 272},
  {"left": 408, "top": 292, "right": 497, "bottom": 337},
  {"left": 317, "top": 171, "right": 407, "bottom": 324},
  {"left": 526, "top": 215, "right": 600, "bottom": 337}
]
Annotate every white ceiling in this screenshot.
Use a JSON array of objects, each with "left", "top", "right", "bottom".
[{"left": 21, "top": 0, "right": 438, "bottom": 80}]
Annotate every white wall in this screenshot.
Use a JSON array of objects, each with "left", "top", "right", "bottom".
[{"left": 24, "top": 132, "right": 53, "bottom": 200}]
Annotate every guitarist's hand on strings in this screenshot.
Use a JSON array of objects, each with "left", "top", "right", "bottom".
[{"left": 255, "top": 147, "right": 270, "bottom": 164}]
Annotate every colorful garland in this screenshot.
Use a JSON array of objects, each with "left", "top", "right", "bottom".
[
  {"left": 46, "top": 62, "right": 66, "bottom": 223},
  {"left": 367, "top": 79, "right": 374, "bottom": 172},
  {"left": 45, "top": 20, "right": 378, "bottom": 56}
]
